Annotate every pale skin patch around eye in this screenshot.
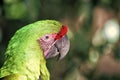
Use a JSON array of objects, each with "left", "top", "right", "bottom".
[
  {"left": 38, "top": 33, "right": 58, "bottom": 57},
  {"left": 42, "top": 34, "right": 53, "bottom": 42},
  {"left": 40, "top": 34, "right": 57, "bottom": 42},
  {"left": 45, "top": 35, "right": 49, "bottom": 39}
]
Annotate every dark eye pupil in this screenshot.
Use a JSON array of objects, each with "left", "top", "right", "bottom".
[{"left": 45, "top": 36, "right": 49, "bottom": 39}]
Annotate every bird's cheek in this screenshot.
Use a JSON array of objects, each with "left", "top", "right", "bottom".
[{"left": 45, "top": 45, "right": 59, "bottom": 59}]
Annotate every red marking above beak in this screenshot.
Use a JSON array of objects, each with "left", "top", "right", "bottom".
[{"left": 55, "top": 25, "right": 68, "bottom": 40}]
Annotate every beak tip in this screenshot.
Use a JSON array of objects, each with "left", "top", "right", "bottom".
[
  {"left": 58, "top": 51, "right": 69, "bottom": 60},
  {"left": 58, "top": 40, "right": 70, "bottom": 60}
]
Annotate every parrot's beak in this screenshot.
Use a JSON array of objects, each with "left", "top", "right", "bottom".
[{"left": 45, "top": 35, "right": 70, "bottom": 60}]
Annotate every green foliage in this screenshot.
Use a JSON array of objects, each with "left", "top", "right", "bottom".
[
  {"left": 69, "top": 31, "right": 91, "bottom": 61},
  {"left": 3, "top": 0, "right": 40, "bottom": 20},
  {"left": 4, "top": 2, "right": 27, "bottom": 19}
]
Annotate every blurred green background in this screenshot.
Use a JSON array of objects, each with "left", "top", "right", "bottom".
[{"left": 0, "top": 0, "right": 120, "bottom": 80}]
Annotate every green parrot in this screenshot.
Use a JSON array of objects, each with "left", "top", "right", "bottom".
[{"left": 0, "top": 20, "right": 70, "bottom": 80}]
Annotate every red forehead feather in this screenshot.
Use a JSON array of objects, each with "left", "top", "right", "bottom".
[{"left": 55, "top": 25, "right": 68, "bottom": 40}]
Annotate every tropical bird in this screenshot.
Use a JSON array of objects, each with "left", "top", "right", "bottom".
[{"left": 0, "top": 20, "right": 70, "bottom": 80}]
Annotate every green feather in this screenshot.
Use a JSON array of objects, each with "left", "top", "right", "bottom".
[{"left": 0, "top": 20, "right": 62, "bottom": 80}]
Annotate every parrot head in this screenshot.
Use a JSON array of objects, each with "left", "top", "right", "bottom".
[
  {"left": 0, "top": 20, "right": 69, "bottom": 80},
  {"left": 38, "top": 25, "right": 70, "bottom": 60}
]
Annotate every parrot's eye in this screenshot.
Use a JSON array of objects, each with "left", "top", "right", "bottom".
[
  {"left": 44, "top": 35, "right": 51, "bottom": 41},
  {"left": 42, "top": 34, "right": 54, "bottom": 42},
  {"left": 39, "top": 34, "right": 56, "bottom": 43},
  {"left": 45, "top": 36, "right": 49, "bottom": 39}
]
